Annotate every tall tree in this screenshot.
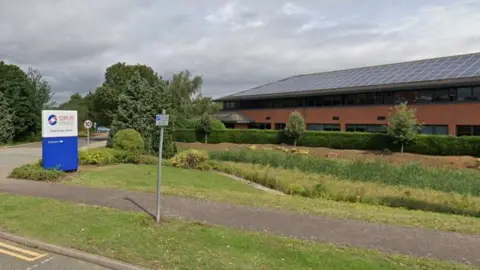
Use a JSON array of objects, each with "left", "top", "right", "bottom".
[
  {"left": 58, "top": 93, "right": 95, "bottom": 130},
  {"left": 91, "top": 63, "right": 163, "bottom": 127},
  {"left": 27, "top": 67, "right": 52, "bottom": 110},
  {"left": 0, "top": 91, "right": 14, "bottom": 144},
  {"left": 285, "top": 111, "right": 306, "bottom": 147},
  {"left": 0, "top": 61, "right": 37, "bottom": 141},
  {"left": 387, "top": 103, "right": 422, "bottom": 153}
]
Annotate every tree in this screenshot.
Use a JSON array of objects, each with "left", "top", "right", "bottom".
[
  {"left": 285, "top": 111, "right": 306, "bottom": 147},
  {"left": 58, "top": 93, "right": 94, "bottom": 130},
  {"left": 27, "top": 67, "right": 52, "bottom": 110},
  {"left": 387, "top": 103, "right": 422, "bottom": 153},
  {"left": 91, "top": 63, "right": 163, "bottom": 127},
  {"left": 199, "top": 113, "right": 213, "bottom": 143},
  {"left": 0, "top": 62, "right": 38, "bottom": 141},
  {"left": 108, "top": 71, "right": 173, "bottom": 155},
  {"left": 0, "top": 91, "right": 14, "bottom": 144}
]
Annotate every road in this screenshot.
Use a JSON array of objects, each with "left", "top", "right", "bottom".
[
  {"left": 0, "top": 137, "right": 111, "bottom": 269},
  {"left": 0, "top": 137, "right": 105, "bottom": 177},
  {"left": 0, "top": 239, "right": 108, "bottom": 270}
]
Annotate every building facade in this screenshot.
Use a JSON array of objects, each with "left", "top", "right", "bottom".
[{"left": 216, "top": 53, "right": 480, "bottom": 136}]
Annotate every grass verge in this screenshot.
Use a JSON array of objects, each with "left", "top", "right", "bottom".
[
  {"left": 215, "top": 161, "right": 480, "bottom": 217},
  {"left": 65, "top": 164, "right": 480, "bottom": 235},
  {"left": 209, "top": 149, "right": 480, "bottom": 196},
  {"left": 0, "top": 193, "right": 473, "bottom": 270}
]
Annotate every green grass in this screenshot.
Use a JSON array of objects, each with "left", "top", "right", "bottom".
[
  {"left": 215, "top": 161, "right": 480, "bottom": 217},
  {"left": 209, "top": 149, "right": 480, "bottom": 196},
  {"left": 0, "top": 193, "right": 473, "bottom": 270},
  {"left": 65, "top": 164, "right": 480, "bottom": 235}
]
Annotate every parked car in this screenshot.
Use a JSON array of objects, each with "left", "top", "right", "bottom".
[{"left": 96, "top": 126, "right": 110, "bottom": 133}]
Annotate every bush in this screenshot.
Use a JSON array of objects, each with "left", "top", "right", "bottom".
[
  {"left": 134, "top": 155, "right": 158, "bottom": 165},
  {"left": 209, "top": 149, "right": 480, "bottom": 196},
  {"left": 169, "top": 149, "right": 210, "bottom": 170},
  {"left": 9, "top": 163, "right": 65, "bottom": 181},
  {"left": 174, "top": 129, "right": 480, "bottom": 157},
  {"left": 113, "top": 129, "right": 144, "bottom": 152},
  {"left": 79, "top": 148, "right": 120, "bottom": 165}
]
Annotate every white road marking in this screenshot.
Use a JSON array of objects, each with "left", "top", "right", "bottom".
[{"left": 26, "top": 256, "right": 55, "bottom": 270}]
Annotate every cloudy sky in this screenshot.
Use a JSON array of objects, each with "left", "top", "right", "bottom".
[{"left": 1, "top": 0, "right": 480, "bottom": 102}]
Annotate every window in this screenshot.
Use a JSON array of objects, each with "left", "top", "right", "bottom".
[
  {"left": 346, "top": 124, "right": 386, "bottom": 133},
  {"left": 274, "top": 123, "right": 286, "bottom": 130},
  {"left": 377, "top": 116, "right": 386, "bottom": 121},
  {"left": 332, "top": 116, "right": 340, "bottom": 120},
  {"left": 274, "top": 98, "right": 304, "bottom": 108},
  {"left": 433, "top": 90, "right": 450, "bottom": 102},
  {"left": 383, "top": 92, "right": 394, "bottom": 104},
  {"left": 394, "top": 91, "right": 416, "bottom": 104},
  {"left": 421, "top": 125, "right": 448, "bottom": 135},
  {"left": 416, "top": 91, "right": 433, "bottom": 103},
  {"left": 248, "top": 123, "right": 271, "bottom": 130},
  {"left": 307, "top": 124, "right": 340, "bottom": 131},
  {"left": 224, "top": 101, "right": 237, "bottom": 110},
  {"left": 456, "top": 125, "right": 480, "bottom": 136},
  {"left": 322, "top": 96, "right": 342, "bottom": 106},
  {"left": 458, "top": 87, "right": 480, "bottom": 101},
  {"left": 224, "top": 123, "right": 234, "bottom": 129},
  {"left": 372, "top": 92, "right": 384, "bottom": 105}
]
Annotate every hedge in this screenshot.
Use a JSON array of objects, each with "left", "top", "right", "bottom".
[{"left": 174, "top": 129, "right": 480, "bottom": 157}]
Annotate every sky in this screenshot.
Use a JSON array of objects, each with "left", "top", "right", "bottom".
[{"left": 1, "top": 0, "right": 480, "bottom": 103}]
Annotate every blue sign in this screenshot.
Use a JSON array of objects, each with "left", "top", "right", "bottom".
[{"left": 42, "top": 110, "right": 79, "bottom": 172}]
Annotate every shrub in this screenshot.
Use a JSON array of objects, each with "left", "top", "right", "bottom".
[
  {"left": 209, "top": 149, "right": 480, "bottom": 196},
  {"left": 79, "top": 148, "right": 119, "bottom": 165},
  {"left": 169, "top": 149, "right": 210, "bottom": 170},
  {"left": 9, "top": 163, "right": 65, "bottom": 181},
  {"left": 134, "top": 155, "right": 158, "bottom": 165},
  {"left": 113, "top": 129, "right": 144, "bottom": 152},
  {"left": 174, "top": 129, "right": 480, "bottom": 157}
]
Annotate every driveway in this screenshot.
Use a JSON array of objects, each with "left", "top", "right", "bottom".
[{"left": 0, "top": 137, "right": 107, "bottom": 177}]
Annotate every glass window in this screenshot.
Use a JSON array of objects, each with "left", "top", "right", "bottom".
[
  {"left": 306, "top": 96, "right": 323, "bottom": 107},
  {"left": 433, "top": 90, "right": 449, "bottom": 102},
  {"left": 372, "top": 92, "right": 384, "bottom": 104},
  {"left": 344, "top": 95, "right": 356, "bottom": 105},
  {"left": 456, "top": 125, "right": 480, "bottom": 136},
  {"left": 416, "top": 91, "right": 433, "bottom": 103},
  {"left": 421, "top": 125, "right": 448, "bottom": 135},
  {"left": 274, "top": 123, "right": 286, "bottom": 130},
  {"left": 347, "top": 124, "right": 386, "bottom": 133},
  {"left": 383, "top": 92, "right": 394, "bottom": 104},
  {"left": 356, "top": 93, "right": 374, "bottom": 105},
  {"left": 323, "top": 96, "right": 342, "bottom": 106},
  {"left": 457, "top": 87, "right": 474, "bottom": 101},
  {"left": 307, "top": 124, "right": 340, "bottom": 131},
  {"left": 473, "top": 87, "right": 480, "bottom": 100},
  {"left": 248, "top": 123, "right": 271, "bottom": 130},
  {"left": 224, "top": 101, "right": 237, "bottom": 109},
  {"left": 394, "top": 92, "right": 416, "bottom": 104}
]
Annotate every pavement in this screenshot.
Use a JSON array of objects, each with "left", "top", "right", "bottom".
[
  {"left": 1, "top": 178, "right": 479, "bottom": 266},
  {"left": 0, "top": 239, "right": 107, "bottom": 270}
]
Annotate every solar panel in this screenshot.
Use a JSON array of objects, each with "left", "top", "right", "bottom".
[{"left": 225, "top": 53, "right": 480, "bottom": 99}]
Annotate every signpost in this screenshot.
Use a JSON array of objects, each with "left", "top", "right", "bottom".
[
  {"left": 84, "top": 120, "right": 93, "bottom": 146},
  {"left": 155, "top": 110, "right": 169, "bottom": 223},
  {"left": 42, "top": 110, "right": 79, "bottom": 171}
]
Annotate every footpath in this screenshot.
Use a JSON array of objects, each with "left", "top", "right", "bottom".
[{"left": 1, "top": 178, "right": 479, "bottom": 266}]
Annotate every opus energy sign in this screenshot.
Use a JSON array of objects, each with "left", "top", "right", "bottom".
[{"left": 42, "top": 110, "right": 79, "bottom": 171}]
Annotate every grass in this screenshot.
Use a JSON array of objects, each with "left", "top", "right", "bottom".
[
  {"left": 209, "top": 149, "right": 480, "bottom": 196},
  {"left": 65, "top": 164, "right": 480, "bottom": 235},
  {"left": 0, "top": 193, "right": 474, "bottom": 270},
  {"left": 215, "top": 161, "right": 480, "bottom": 217}
]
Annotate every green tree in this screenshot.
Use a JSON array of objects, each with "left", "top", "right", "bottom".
[
  {"left": 387, "top": 103, "right": 422, "bottom": 153},
  {"left": 58, "top": 93, "right": 94, "bottom": 130},
  {"left": 27, "top": 67, "right": 52, "bottom": 110},
  {"left": 0, "top": 91, "right": 14, "bottom": 144},
  {"left": 0, "top": 61, "right": 38, "bottom": 141},
  {"left": 108, "top": 72, "right": 174, "bottom": 155},
  {"left": 199, "top": 113, "right": 213, "bottom": 143},
  {"left": 91, "top": 63, "right": 163, "bottom": 127},
  {"left": 285, "top": 111, "right": 306, "bottom": 147}
]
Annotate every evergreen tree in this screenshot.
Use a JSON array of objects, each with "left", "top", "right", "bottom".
[
  {"left": 387, "top": 103, "right": 422, "bottom": 153},
  {"left": 0, "top": 91, "right": 14, "bottom": 144}
]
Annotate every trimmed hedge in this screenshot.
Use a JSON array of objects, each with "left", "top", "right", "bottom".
[{"left": 174, "top": 129, "right": 480, "bottom": 157}]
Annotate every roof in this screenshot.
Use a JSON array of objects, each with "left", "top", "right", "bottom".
[
  {"left": 212, "top": 112, "right": 252, "bottom": 124},
  {"left": 217, "top": 52, "right": 480, "bottom": 101}
]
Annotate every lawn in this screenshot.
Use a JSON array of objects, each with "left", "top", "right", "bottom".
[
  {"left": 0, "top": 193, "right": 473, "bottom": 270},
  {"left": 65, "top": 164, "right": 480, "bottom": 235}
]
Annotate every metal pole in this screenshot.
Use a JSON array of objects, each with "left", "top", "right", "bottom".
[
  {"left": 156, "top": 109, "right": 165, "bottom": 223},
  {"left": 87, "top": 128, "right": 90, "bottom": 146}
]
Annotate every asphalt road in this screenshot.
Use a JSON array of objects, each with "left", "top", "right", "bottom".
[{"left": 0, "top": 239, "right": 108, "bottom": 270}]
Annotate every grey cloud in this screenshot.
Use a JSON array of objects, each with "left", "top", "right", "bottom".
[{"left": 1, "top": 0, "right": 480, "bottom": 103}]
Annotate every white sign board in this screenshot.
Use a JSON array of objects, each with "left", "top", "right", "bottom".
[
  {"left": 42, "top": 110, "right": 78, "bottom": 138},
  {"left": 84, "top": 120, "right": 93, "bottom": 129},
  {"left": 156, "top": 114, "right": 169, "bottom": 126}
]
